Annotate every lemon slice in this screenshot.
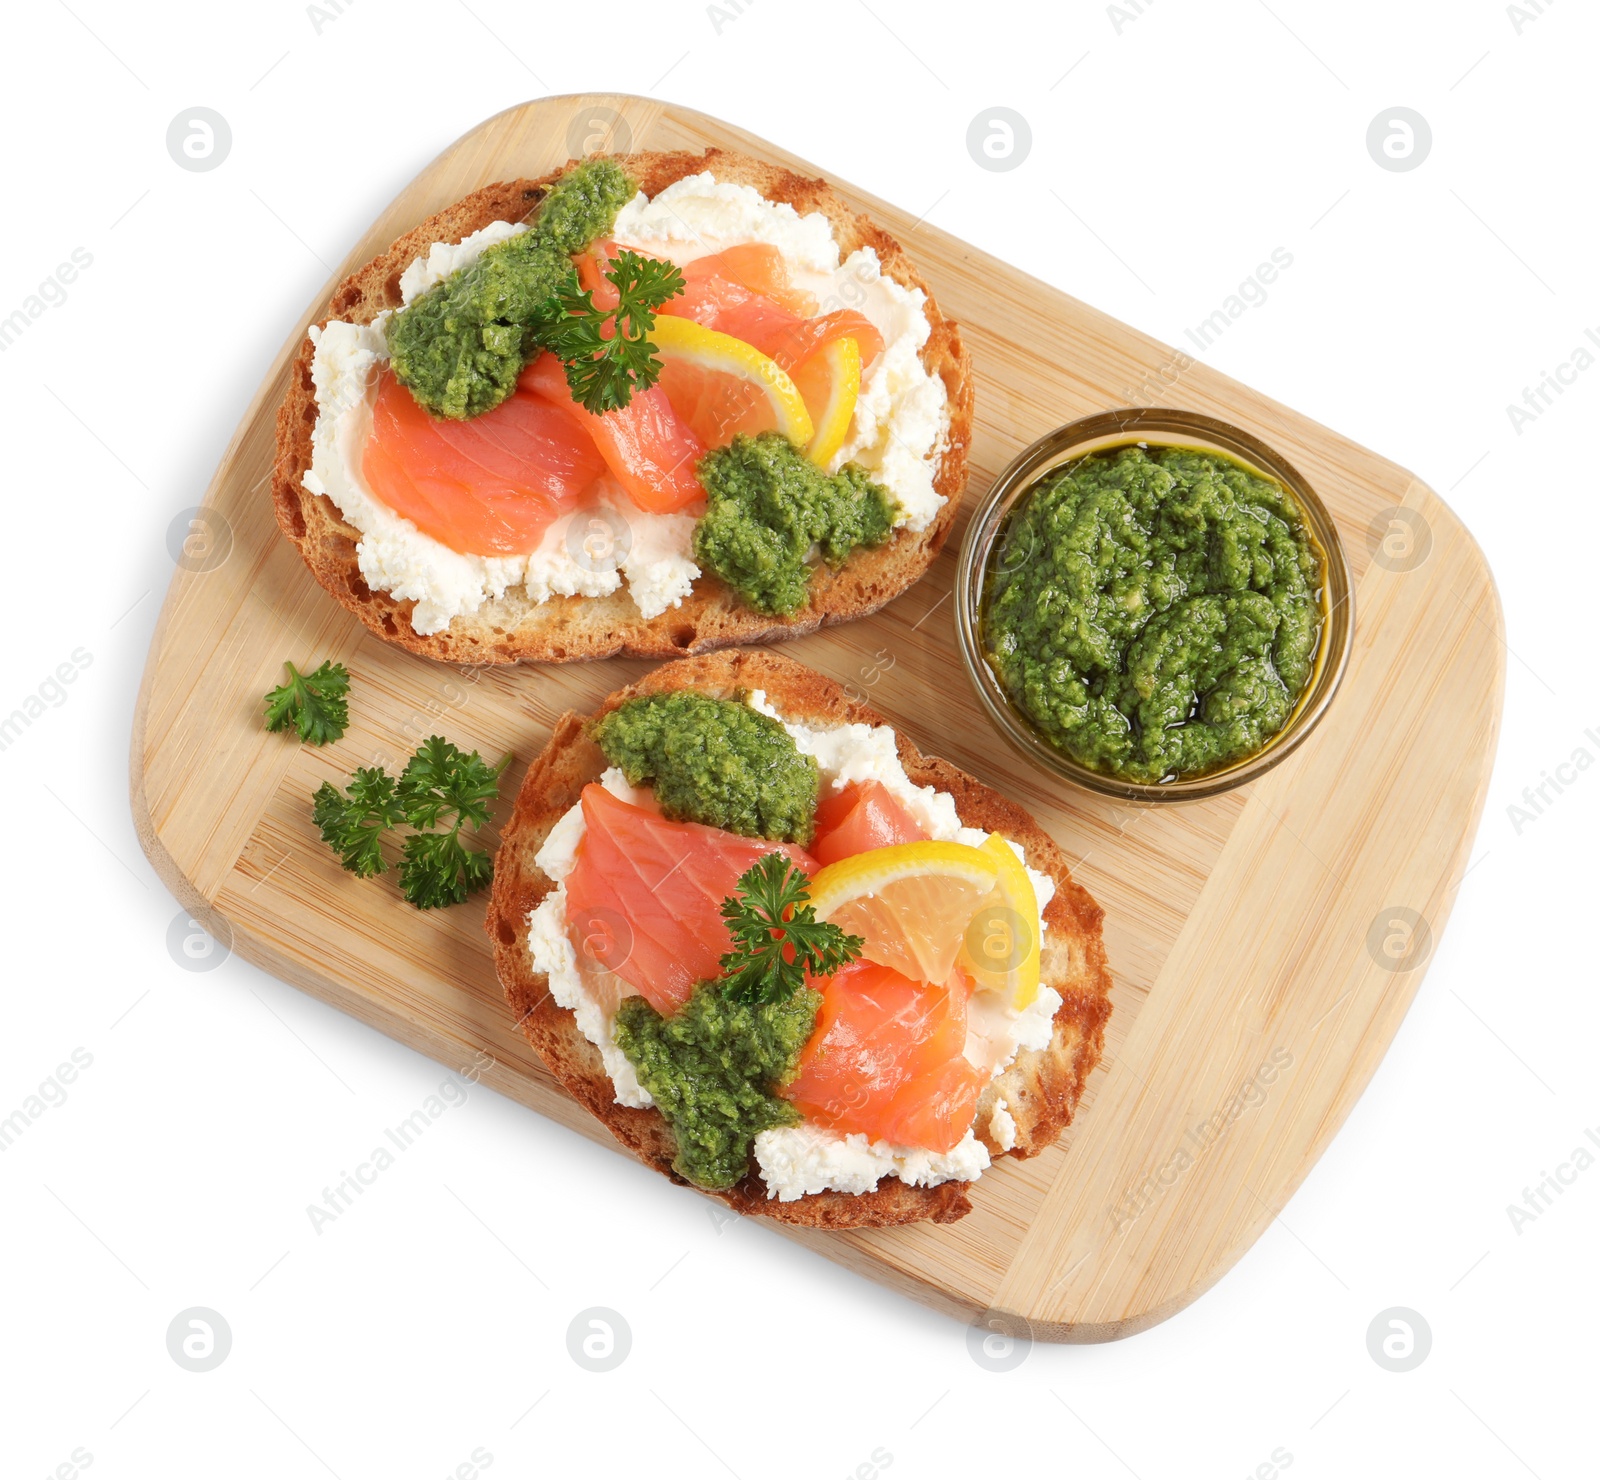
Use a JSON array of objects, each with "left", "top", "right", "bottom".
[
  {"left": 809, "top": 841, "right": 1000, "bottom": 985},
  {"left": 650, "top": 315, "right": 813, "bottom": 448},
  {"left": 789, "top": 336, "right": 861, "bottom": 466},
  {"left": 959, "top": 834, "right": 1043, "bottom": 1008}
]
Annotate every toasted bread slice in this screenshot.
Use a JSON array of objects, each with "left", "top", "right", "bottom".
[
  {"left": 486, "top": 651, "right": 1112, "bottom": 1229},
  {"left": 273, "top": 148, "right": 974, "bottom": 665}
]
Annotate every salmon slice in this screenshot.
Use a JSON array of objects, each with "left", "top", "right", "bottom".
[
  {"left": 872, "top": 1055, "right": 988, "bottom": 1155},
  {"left": 686, "top": 244, "right": 819, "bottom": 314},
  {"left": 811, "top": 781, "right": 930, "bottom": 867},
  {"left": 587, "top": 236, "right": 886, "bottom": 370},
  {"left": 639, "top": 236, "right": 885, "bottom": 368},
  {"left": 668, "top": 283, "right": 796, "bottom": 346},
  {"left": 782, "top": 960, "right": 983, "bottom": 1153},
  {"left": 595, "top": 236, "right": 800, "bottom": 355},
  {"left": 362, "top": 369, "right": 604, "bottom": 554},
  {"left": 587, "top": 239, "right": 817, "bottom": 319},
  {"left": 518, "top": 354, "right": 705, "bottom": 514},
  {"left": 575, "top": 242, "right": 624, "bottom": 309},
  {"left": 564, "top": 784, "right": 817, "bottom": 1015},
  {"left": 738, "top": 308, "right": 885, "bottom": 376},
  {"left": 671, "top": 251, "right": 817, "bottom": 329},
  {"left": 664, "top": 276, "right": 885, "bottom": 374}
]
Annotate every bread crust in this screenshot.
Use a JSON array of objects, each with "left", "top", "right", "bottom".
[
  {"left": 486, "top": 651, "right": 1112, "bottom": 1229},
  {"left": 272, "top": 149, "right": 974, "bottom": 665}
]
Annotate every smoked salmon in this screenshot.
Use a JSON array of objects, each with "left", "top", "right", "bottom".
[
  {"left": 564, "top": 784, "right": 816, "bottom": 1014},
  {"left": 369, "top": 239, "right": 888, "bottom": 544},
  {"left": 684, "top": 243, "right": 819, "bottom": 315},
  {"left": 518, "top": 353, "right": 705, "bottom": 514},
  {"left": 664, "top": 274, "right": 885, "bottom": 376},
  {"left": 739, "top": 309, "right": 885, "bottom": 377},
  {"left": 362, "top": 369, "right": 604, "bottom": 554},
  {"left": 811, "top": 781, "right": 929, "bottom": 867},
  {"left": 782, "top": 959, "right": 983, "bottom": 1153},
  {"left": 590, "top": 237, "right": 886, "bottom": 380},
  {"left": 584, "top": 240, "right": 818, "bottom": 321}
]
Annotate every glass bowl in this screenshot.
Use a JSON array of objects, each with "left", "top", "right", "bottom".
[{"left": 955, "top": 408, "right": 1355, "bottom": 803}]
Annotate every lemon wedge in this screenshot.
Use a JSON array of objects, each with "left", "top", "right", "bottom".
[
  {"left": 959, "top": 834, "right": 1043, "bottom": 1008},
  {"left": 808, "top": 841, "right": 1000, "bottom": 985},
  {"left": 789, "top": 335, "right": 862, "bottom": 466},
  {"left": 650, "top": 315, "right": 813, "bottom": 448}
]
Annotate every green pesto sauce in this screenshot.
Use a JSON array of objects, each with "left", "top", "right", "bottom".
[
  {"left": 692, "top": 432, "right": 896, "bottom": 616},
  {"left": 614, "top": 980, "right": 820, "bottom": 1190},
  {"left": 982, "top": 444, "right": 1323, "bottom": 784},
  {"left": 385, "top": 157, "right": 635, "bottom": 420},
  {"left": 592, "top": 691, "right": 819, "bottom": 844}
]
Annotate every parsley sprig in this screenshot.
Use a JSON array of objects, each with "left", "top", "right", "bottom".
[
  {"left": 394, "top": 737, "right": 506, "bottom": 909},
  {"left": 312, "top": 766, "right": 401, "bottom": 878},
  {"left": 541, "top": 250, "right": 685, "bottom": 414},
  {"left": 717, "top": 853, "right": 864, "bottom": 1005},
  {"left": 264, "top": 660, "right": 350, "bottom": 745},
  {"left": 312, "top": 737, "right": 509, "bottom": 910}
]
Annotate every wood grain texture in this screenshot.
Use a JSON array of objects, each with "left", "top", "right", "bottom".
[{"left": 129, "top": 94, "right": 1504, "bottom": 1341}]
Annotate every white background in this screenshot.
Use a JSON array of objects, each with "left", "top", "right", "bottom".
[{"left": 1, "top": 1, "right": 1595, "bottom": 1476}]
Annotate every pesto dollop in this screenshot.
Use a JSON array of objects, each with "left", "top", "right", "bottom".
[
  {"left": 592, "top": 691, "right": 819, "bottom": 843},
  {"left": 385, "top": 157, "right": 635, "bottom": 420},
  {"left": 983, "top": 444, "right": 1322, "bottom": 784},
  {"left": 614, "top": 979, "right": 819, "bottom": 1190},
  {"left": 692, "top": 432, "right": 895, "bottom": 615}
]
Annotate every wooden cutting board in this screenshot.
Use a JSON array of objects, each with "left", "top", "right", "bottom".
[{"left": 130, "top": 95, "right": 1503, "bottom": 1341}]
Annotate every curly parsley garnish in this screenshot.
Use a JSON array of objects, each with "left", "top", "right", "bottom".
[
  {"left": 717, "top": 853, "right": 863, "bottom": 1005},
  {"left": 312, "top": 766, "right": 401, "bottom": 878},
  {"left": 312, "top": 737, "right": 509, "bottom": 910},
  {"left": 394, "top": 737, "right": 506, "bottom": 909},
  {"left": 264, "top": 660, "right": 350, "bottom": 745},
  {"left": 542, "top": 249, "right": 685, "bottom": 414}
]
